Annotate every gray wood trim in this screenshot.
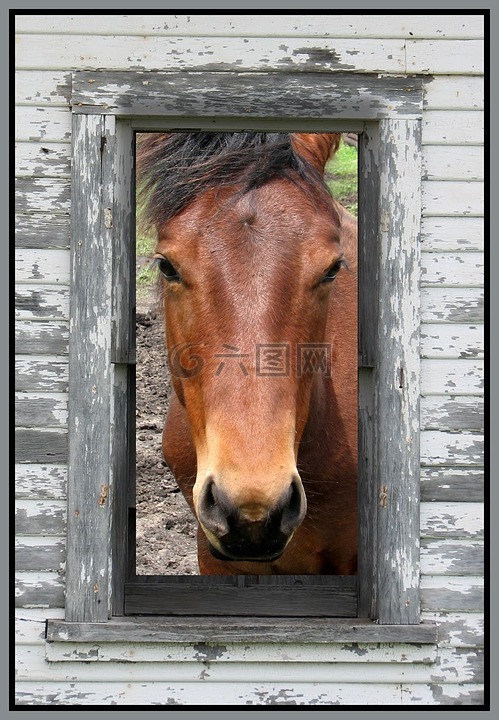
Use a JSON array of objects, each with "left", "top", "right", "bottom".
[
  {"left": 125, "top": 579, "right": 357, "bottom": 617},
  {"left": 65, "top": 79, "right": 426, "bottom": 626},
  {"left": 65, "top": 114, "right": 116, "bottom": 622},
  {"left": 46, "top": 617, "right": 438, "bottom": 645},
  {"left": 375, "top": 119, "right": 422, "bottom": 624},
  {"left": 71, "top": 71, "right": 423, "bottom": 119}
]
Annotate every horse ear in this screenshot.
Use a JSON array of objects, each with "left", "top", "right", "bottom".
[{"left": 291, "top": 133, "right": 342, "bottom": 174}]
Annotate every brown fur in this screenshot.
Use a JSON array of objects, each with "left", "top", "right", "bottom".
[{"left": 141, "top": 133, "right": 357, "bottom": 575}]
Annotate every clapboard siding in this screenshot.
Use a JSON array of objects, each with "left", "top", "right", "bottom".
[
  {"left": 421, "top": 288, "right": 483, "bottom": 324},
  {"left": 421, "top": 396, "right": 484, "bottom": 431},
  {"left": 423, "top": 76, "right": 484, "bottom": 110},
  {"left": 420, "top": 431, "right": 484, "bottom": 465},
  {"left": 420, "top": 577, "right": 484, "bottom": 613},
  {"left": 15, "top": 427, "right": 68, "bottom": 464},
  {"left": 15, "top": 464, "right": 67, "bottom": 499},
  {"left": 420, "top": 502, "right": 483, "bottom": 538},
  {"left": 15, "top": 321, "right": 69, "bottom": 355},
  {"left": 15, "top": 537, "right": 66, "bottom": 572},
  {"left": 422, "top": 111, "right": 484, "bottom": 145},
  {"left": 13, "top": 681, "right": 484, "bottom": 706},
  {"left": 421, "top": 324, "right": 483, "bottom": 359},
  {"left": 15, "top": 356, "right": 68, "bottom": 392},
  {"left": 15, "top": 141, "right": 71, "bottom": 177},
  {"left": 15, "top": 12, "right": 485, "bottom": 708},
  {"left": 15, "top": 106, "right": 71, "bottom": 143},
  {"left": 15, "top": 214, "right": 70, "bottom": 249},
  {"left": 15, "top": 571, "right": 65, "bottom": 609},
  {"left": 15, "top": 286, "right": 69, "bottom": 320},
  {"left": 421, "top": 612, "right": 484, "bottom": 648},
  {"left": 420, "top": 540, "right": 484, "bottom": 575},
  {"left": 421, "top": 359, "right": 483, "bottom": 395},
  {"left": 14, "top": 15, "right": 485, "bottom": 38},
  {"left": 15, "top": 70, "right": 72, "bottom": 106},
  {"left": 421, "top": 254, "right": 483, "bottom": 286},
  {"left": 421, "top": 217, "right": 483, "bottom": 252},
  {"left": 420, "top": 467, "right": 484, "bottom": 502},
  {"left": 15, "top": 249, "right": 70, "bottom": 284},
  {"left": 422, "top": 182, "right": 483, "bottom": 216},
  {"left": 423, "top": 146, "right": 483, "bottom": 181},
  {"left": 15, "top": 392, "right": 68, "bottom": 427},
  {"left": 15, "top": 177, "right": 71, "bottom": 214}
]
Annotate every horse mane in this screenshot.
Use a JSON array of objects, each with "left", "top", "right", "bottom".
[{"left": 136, "top": 132, "right": 337, "bottom": 231}]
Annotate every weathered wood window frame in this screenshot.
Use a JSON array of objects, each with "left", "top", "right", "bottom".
[{"left": 47, "top": 71, "right": 437, "bottom": 644}]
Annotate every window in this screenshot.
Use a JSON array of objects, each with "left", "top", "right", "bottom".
[{"left": 48, "top": 71, "right": 437, "bottom": 642}]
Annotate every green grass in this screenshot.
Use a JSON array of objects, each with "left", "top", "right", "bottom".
[{"left": 325, "top": 143, "right": 358, "bottom": 216}]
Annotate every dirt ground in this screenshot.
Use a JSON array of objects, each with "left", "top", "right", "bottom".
[{"left": 135, "top": 287, "right": 199, "bottom": 575}]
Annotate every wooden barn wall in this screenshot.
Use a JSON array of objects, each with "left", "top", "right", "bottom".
[{"left": 14, "top": 14, "right": 485, "bottom": 706}]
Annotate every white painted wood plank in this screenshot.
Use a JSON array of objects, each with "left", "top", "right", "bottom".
[
  {"left": 15, "top": 356, "right": 68, "bottom": 393},
  {"left": 420, "top": 431, "right": 484, "bottom": 466},
  {"left": 423, "top": 146, "right": 483, "bottom": 181},
  {"left": 407, "top": 40, "right": 484, "bottom": 74},
  {"left": 423, "top": 76, "right": 484, "bottom": 111},
  {"left": 15, "top": 106, "right": 71, "bottom": 142},
  {"left": 421, "top": 359, "right": 483, "bottom": 396},
  {"left": 421, "top": 288, "right": 483, "bottom": 324},
  {"left": 10, "top": 680, "right": 409, "bottom": 706},
  {"left": 15, "top": 141, "right": 71, "bottom": 178},
  {"left": 15, "top": 249, "right": 70, "bottom": 285},
  {"left": 420, "top": 503, "right": 483, "bottom": 539},
  {"left": 13, "top": 680, "right": 485, "bottom": 706},
  {"left": 15, "top": 285, "right": 69, "bottom": 320},
  {"left": 15, "top": 536, "right": 66, "bottom": 572},
  {"left": 421, "top": 217, "right": 483, "bottom": 252},
  {"left": 420, "top": 466, "right": 484, "bottom": 503},
  {"left": 16, "top": 608, "right": 65, "bottom": 645},
  {"left": 15, "top": 320, "right": 69, "bottom": 356},
  {"left": 15, "top": 464, "right": 67, "bottom": 499},
  {"left": 16, "top": 177, "right": 70, "bottom": 214},
  {"left": 17, "top": 646, "right": 484, "bottom": 685},
  {"left": 420, "top": 539, "right": 484, "bottom": 575},
  {"left": 420, "top": 576, "right": 484, "bottom": 613},
  {"left": 422, "top": 110, "right": 484, "bottom": 145},
  {"left": 421, "top": 396, "right": 484, "bottom": 432},
  {"left": 14, "top": 14, "right": 485, "bottom": 38},
  {"left": 422, "top": 181, "right": 483, "bottom": 217},
  {"left": 14, "top": 35, "right": 406, "bottom": 73},
  {"left": 421, "top": 253, "right": 483, "bottom": 287},
  {"left": 421, "top": 612, "right": 484, "bottom": 648},
  {"left": 15, "top": 392, "right": 68, "bottom": 427},
  {"left": 15, "top": 498, "right": 67, "bottom": 535},
  {"left": 45, "top": 640, "right": 437, "bottom": 665},
  {"left": 420, "top": 324, "right": 484, "bottom": 359},
  {"left": 15, "top": 571, "right": 65, "bottom": 609},
  {"left": 15, "top": 70, "right": 71, "bottom": 106},
  {"left": 16, "top": 213, "right": 70, "bottom": 250}
]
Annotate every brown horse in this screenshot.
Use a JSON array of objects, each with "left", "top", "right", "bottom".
[{"left": 137, "top": 132, "right": 357, "bottom": 575}]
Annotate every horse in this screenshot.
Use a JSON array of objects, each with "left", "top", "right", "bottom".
[{"left": 136, "top": 132, "right": 357, "bottom": 575}]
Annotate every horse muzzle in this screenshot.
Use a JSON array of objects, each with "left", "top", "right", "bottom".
[{"left": 196, "top": 475, "right": 307, "bottom": 562}]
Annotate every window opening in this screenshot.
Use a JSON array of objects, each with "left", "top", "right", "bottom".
[{"left": 129, "top": 130, "right": 359, "bottom": 616}]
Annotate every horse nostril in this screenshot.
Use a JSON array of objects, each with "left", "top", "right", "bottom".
[
  {"left": 197, "top": 478, "right": 230, "bottom": 537},
  {"left": 279, "top": 477, "right": 307, "bottom": 536}
]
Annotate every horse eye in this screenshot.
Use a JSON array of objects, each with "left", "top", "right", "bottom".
[
  {"left": 322, "top": 260, "right": 344, "bottom": 283},
  {"left": 157, "top": 257, "right": 181, "bottom": 282}
]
